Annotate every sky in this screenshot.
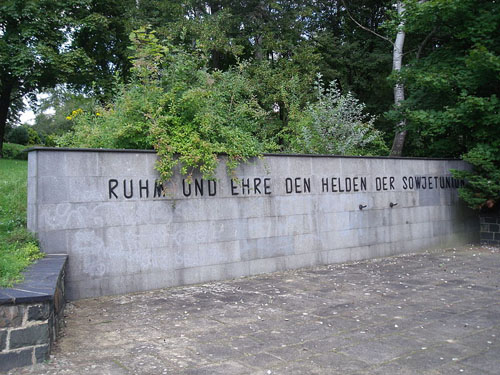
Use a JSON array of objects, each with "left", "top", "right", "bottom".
[{"left": 19, "top": 94, "right": 53, "bottom": 126}]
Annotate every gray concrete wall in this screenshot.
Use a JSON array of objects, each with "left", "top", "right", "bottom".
[{"left": 27, "top": 148, "right": 477, "bottom": 299}]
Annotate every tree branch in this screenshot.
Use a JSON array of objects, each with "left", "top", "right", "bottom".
[
  {"left": 341, "top": 0, "right": 394, "bottom": 46},
  {"left": 416, "top": 26, "right": 437, "bottom": 60}
]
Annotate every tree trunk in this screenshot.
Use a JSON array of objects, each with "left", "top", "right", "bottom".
[
  {"left": 390, "top": 1, "right": 406, "bottom": 156},
  {"left": 0, "top": 83, "right": 13, "bottom": 158},
  {"left": 254, "top": 34, "right": 264, "bottom": 60}
]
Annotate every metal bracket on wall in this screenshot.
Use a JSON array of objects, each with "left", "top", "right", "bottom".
[
  {"left": 359, "top": 204, "right": 367, "bottom": 210},
  {"left": 390, "top": 202, "right": 398, "bottom": 208}
]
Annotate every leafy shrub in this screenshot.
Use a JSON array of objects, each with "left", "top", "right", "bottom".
[
  {"left": 1, "top": 143, "right": 28, "bottom": 160},
  {"left": 287, "top": 74, "right": 388, "bottom": 156},
  {"left": 58, "top": 28, "right": 275, "bottom": 181},
  {"left": 26, "top": 126, "right": 41, "bottom": 145},
  {"left": 452, "top": 144, "right": 500, "bottom": 210},
  {"left": 58, "top": 28, "right": 388, "bottom": 180},
  {"left": 6, "top": 126, "right": 29, "bottom": 145}
]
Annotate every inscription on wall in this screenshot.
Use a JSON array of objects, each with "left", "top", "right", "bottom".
[{"left": 108, "top": 175, "right": 464, "bottom": 199}]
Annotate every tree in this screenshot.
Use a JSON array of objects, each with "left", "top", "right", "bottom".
[
  {"left": 32, "top": 87, "right": 94, "bottom": 139},
  {"left": 396, "top": 0, "right": 499, "bottom": 158},
  {"left": 321, "top": 0, "right": 395, "bottom": 148},
  {"left": 0, "top": 0, "right": 135, "bottom": 157},
  {"left": 394, "top": 0, "right": 500, "bottom": 209},
  {"left": 388, "top": 1, "right": 406, "bottom": 156},
  {"left": 1, "top": 0, "right": 74, "bottom": 156}
]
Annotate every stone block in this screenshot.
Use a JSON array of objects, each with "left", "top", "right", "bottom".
[
  {"left": 325, "top": 248, "right": 351, "bottom": 264},
  {"left": 28, "top": 151, "right": 37, "bottom": 177},
  {"left": 28, "top": 303, "right": 50, "bottom": 321},
  {"left": 0, "top": 305, "right": 24, "bottom": 328},
  {"left": 248, "top": 256, "right": 285, "bottom": 275},
  {"left": 37, "top": 230, "right": 69, "bottom": 254},
  {"left": 27, "top": 176, "right": 37, "bottom": 205},
  {"left": 37, "top": 150, "right": 66, "bottom": 177},
  {"left": 293, "top": 233, "right": 322, "bottom": 254},
  {"left": 97, "top": 152, "right": 151, "bottom": 177},
  {"left": 67, "top": 177, "right": 107, "bottom": 203},
  {"left": 197, "top": 241, "right": 241, "bottom": 266},
  {"left": 483, "top": 216, "right": 496, "bottom": 224},
  {"left": 349, "top": 246, "right": 373, "bottom": 261},
  {"left": 0, "top": 329, "right": 6, "bottom": 351},
  {"left": 10, "top": 323, "right": 49, "bottom": 349},
  {"left": 311, "top": 157, "right": 342, "bottom": 177},
  {"left": 175, "top": 267, "right": 202, "bottom": 286},
  {"left": 27, "top": 203, "right": 37, "bottom": 232},
  {"left": 38, "top": 176, "right": 69, "bottom": 204},
  {"left": 0, "top": 348, "right": 33, "bottom": 372},
  {"left": 284, "top": 252, "right": 319, "bottom": 270},
  {"left": 419, "top": 189, "right": 441, "bottom": 206},
  {"left": 240, "top": 236, "right": 294, "bottom": 261},
  {"left": 64, "top": 152, "right": 100, "bottom": 177},
  {"left": 489, "top": 224, "right": 499, "bottom": 232},
  {"left": 35, "top": 344, "right": 50, "bottom": 363},
  {"left": 481, "top": 232, "right": 494, "bottom": 240}
]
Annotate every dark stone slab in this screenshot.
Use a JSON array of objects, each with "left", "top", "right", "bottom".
[
  {"left": 28, "top": 303, "right": 50, "bottom": 321},
  {"left": 35, "top": 344, "right": 50, "bottom": 363},
  {"left": 480, "top": 232, "right": 493, "bottom": 240},
  {"left": 0, "top": 255, "right": 67, "bottom": 305},
  {"left": 0, "top": 305, "right": 24, "bottom": 328},
  {"left": 0, "top": 329, "right": 6, "bottom": 351},
  {"left": 483, "top": 217, "right": 498, "bottom": 224},
  {"left": 9, "top": 323, "right": 49, "bottom": 349},
  {"left": 0, "top": 348, "right": 33, "bottom": 372}
]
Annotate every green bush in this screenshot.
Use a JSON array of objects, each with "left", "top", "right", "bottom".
[
  {"left": 58, "top": 28, "right": 275, "bottom": 181},
  {"left": 6, "top": 126, "right": 29, "bottom": 145},
  {"left": 287, "top": 74, "right": 388, "bottom": 156},
  {"left": 57, "top": 28, "right": 389, "bottom": 181},
  {"left": 1, "top": 143, "right": 28, "bottom": 160},
  {"left": 452, "top": 144, "right": 500, "bottom": 210}
]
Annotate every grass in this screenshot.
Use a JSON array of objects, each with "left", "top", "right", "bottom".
[{"left": 0, "top": 158, "right": 44, "bottom": 288}]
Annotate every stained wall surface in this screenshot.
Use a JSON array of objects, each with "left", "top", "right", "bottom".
[{"left": 27, "top": 149, "right": 477, "bottom": 299}]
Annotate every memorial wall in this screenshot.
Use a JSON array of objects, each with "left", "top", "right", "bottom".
[{"left": 27, "top": 148, "right": 477, "bottom": 299}]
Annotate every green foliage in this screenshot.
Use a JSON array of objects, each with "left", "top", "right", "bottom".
[
  {"left": 286, "top": 74, "right": 388, "bottom": 156},
  {"left": 5, "top": 125, "right": 41, "bottom": 146},
  {"left": 26, "top": 126, "right": 41, "bottom": 145},
  {"left": 452, "top": 145, "right": 500, "bottom": 210},
  {"left": 1, "top": 143, "right": 28, "bottom": 160},
  {"left": 0, "top": 159, "right": 44, "bottom": 287},
  {"left": 388, "top": 0, "right": 500, "bottom": 157},
  {"left": 32, "top": 88, "right": 95, "bottom": 140},
  {"left": 0, "top": 0, "right": 136, "bottom": 156},
  {"left": 385, "top": 0, "right": 500, "bottom": 209},
  {"left": 58, "top": 28, "right": 275, "bottom": 181},
  {"left": 5, "top": 126, "right": 29, "bottom": 145}
]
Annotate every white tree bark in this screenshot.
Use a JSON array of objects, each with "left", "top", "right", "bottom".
[{"left": 390, "top": 1, "right": 407, "bottom": 156}]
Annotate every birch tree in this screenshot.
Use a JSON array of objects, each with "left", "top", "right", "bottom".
[
  {"left": 389, "top": 1, "right": 406, "bottom": 156},
  {"left": 343, "top": 0, "right": 408, "bottom": 156}
]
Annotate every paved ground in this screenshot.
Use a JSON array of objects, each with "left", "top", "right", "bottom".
[{"left": 14, "top": 245, "right": 500, "bottom": 375}]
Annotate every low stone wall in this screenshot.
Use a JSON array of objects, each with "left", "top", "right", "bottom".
[
  {"left": 480, "top": 214, "right": 500, "bottom": 245},
  {"left": 27, "top": 148, "right": 478, "bottom": 300},
  {"left": 0, "top": 255, "right": 67, "bottom": 372}
]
